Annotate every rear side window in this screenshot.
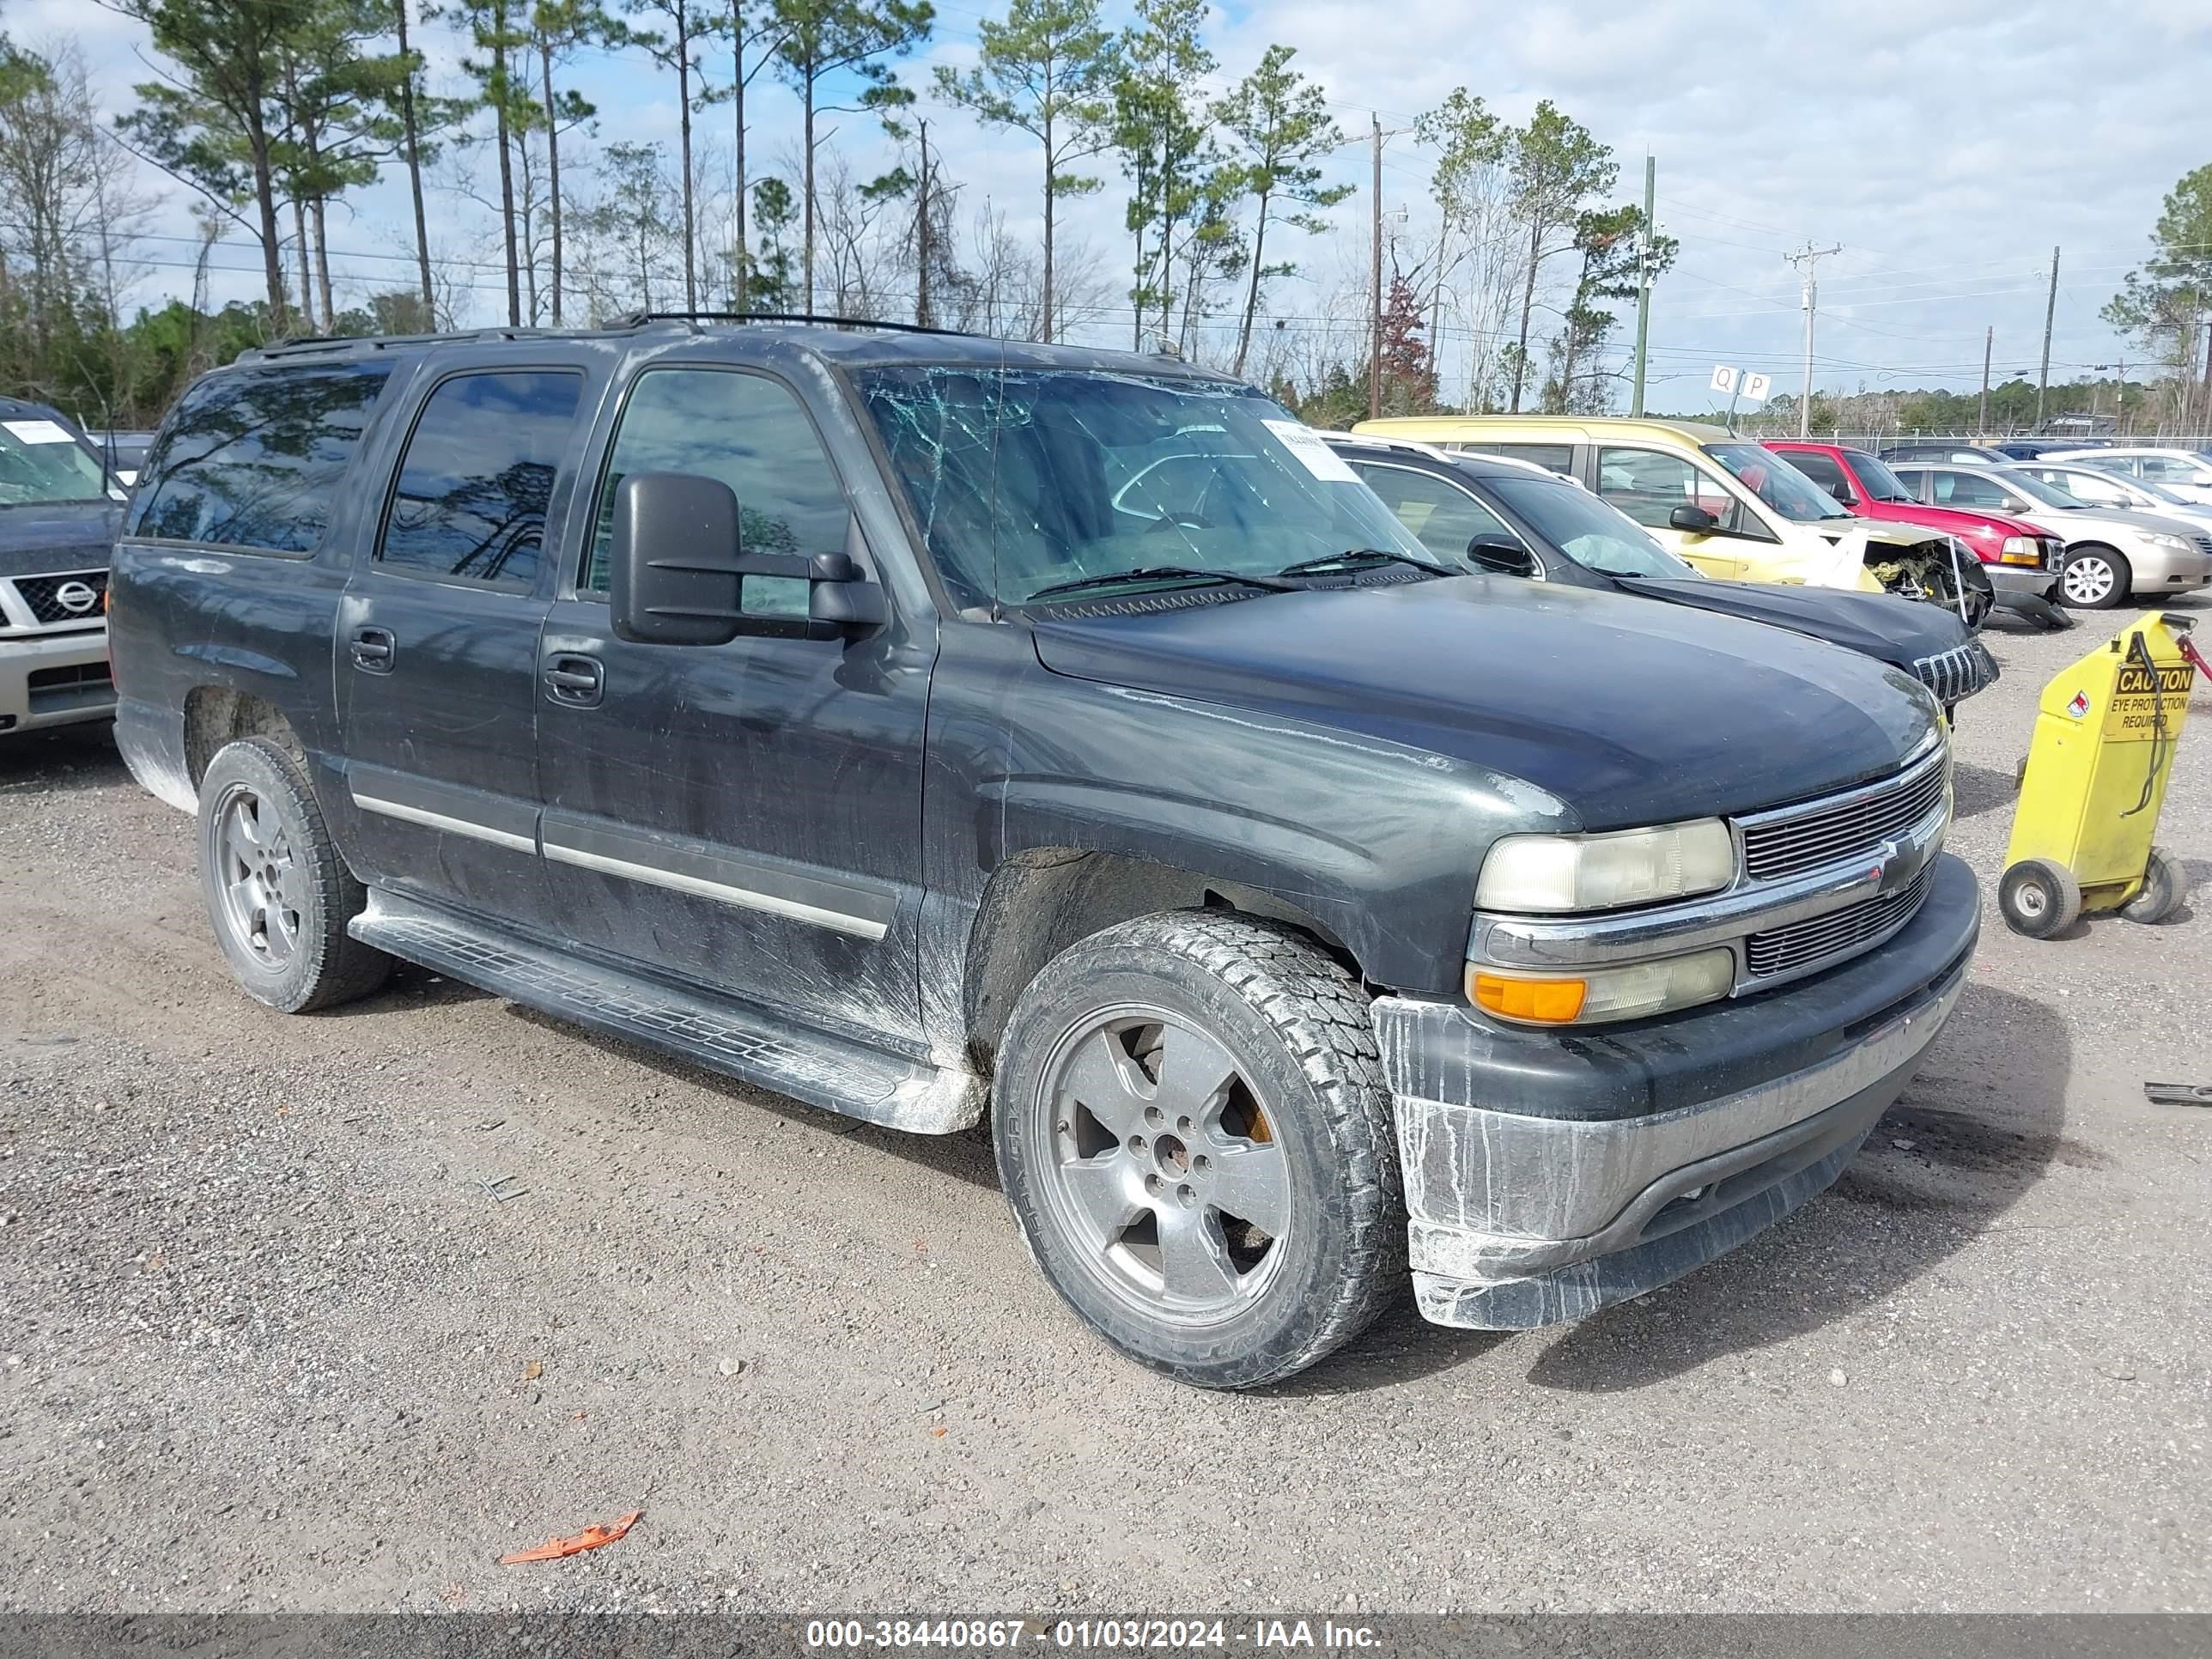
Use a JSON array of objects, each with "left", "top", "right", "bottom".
[
  {"left": 1785, "top": 449, "right": 1852, "bottom": 500},
  {"left": 1462, "top": 441, "right": 1575, "bottom": 476},
  {"left": 378, "top": 370, "right": 583, "bottom": 587},
  {"left": 128, "top": 362, "right": 393, "bottom": 551}
]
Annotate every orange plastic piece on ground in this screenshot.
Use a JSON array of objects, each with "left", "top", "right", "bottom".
[{"left": 499, "top": 1510, "right": 643, "bottom": 1565}]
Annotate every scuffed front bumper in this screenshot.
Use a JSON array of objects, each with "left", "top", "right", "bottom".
[
  {"left": 1984, "top": 562, "right": 2058, "bottom": 602},
  {"left": 1371, "top": 853, "right": 1979, "bottom": 1330}
]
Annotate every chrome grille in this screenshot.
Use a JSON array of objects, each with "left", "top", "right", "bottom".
[
  {"left": 2193, "top": 534, "right": 2212, "bottom": 559},
  {"left": 12, "top": 570, "right": 107, "bottom": 626},
  {"left": 1911, "top": 642, "right": 1995, "bottom": 706},
  {"left": 1747, "top": 863, "right": 1935, "bottom": 978},
  {"left": 1740, "top": 748, "right": 1948, "bottom": 883}
]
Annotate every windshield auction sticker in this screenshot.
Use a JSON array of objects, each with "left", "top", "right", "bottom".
[
  {"left": 2, "top": 419, "right": 76, "bottom": 446},
  {"left": 1261, "top": 419, "right": 1360, "bottom": 483}
]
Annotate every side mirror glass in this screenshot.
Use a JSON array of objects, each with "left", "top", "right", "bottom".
[
  {"left": 1466, "top": 532, "right": 1536, "bottom": 577},
  {"left": 1668, "top": 503, "right": 1719, "bottom": 533},
  {"left": 611, "top": 471, "right": 744, "bottom": 647}
]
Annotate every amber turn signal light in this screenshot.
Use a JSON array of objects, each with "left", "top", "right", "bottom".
[{"left": 1468, "top": 969, "right": 1587, "bottom": 1024}]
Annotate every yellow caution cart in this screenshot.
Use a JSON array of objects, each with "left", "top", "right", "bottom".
[{"left": 2000, "top": 612, "right": 2205, "bottom": 938}]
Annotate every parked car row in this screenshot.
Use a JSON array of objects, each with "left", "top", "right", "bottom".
[{"left": 1354, "top": 416, "right": 2002, "bottom": 622}]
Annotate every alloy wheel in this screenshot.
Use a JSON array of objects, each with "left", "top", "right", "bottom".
[
  {"left": 1033, "top": 1006, "right": 1289, "bottom": 1324},
  {"left": 212, "top": 784, "right": 304, "bottom": 968}
]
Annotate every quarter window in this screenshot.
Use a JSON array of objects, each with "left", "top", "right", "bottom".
[
  {"left": 1595, "top": 447, "right": 1746, "bottom": 534},
  {"left": 1351, "top": 465, "right": 1521, "bottom": 564},
  {"left": 128, "top": 362, "right": 393, "bottom": 552},
  {"left": 378, "top": 370, "right": 583, "bottom": 586},
  {"left": 584, "top": 368, "right": 849, "bottom": 617}
]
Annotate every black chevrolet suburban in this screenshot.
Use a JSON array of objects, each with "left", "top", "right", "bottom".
[{"left": 109, "top": 319, "right": 1979, "bottom": 1388}]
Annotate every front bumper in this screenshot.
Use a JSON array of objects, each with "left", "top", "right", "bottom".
[
  {"left": 1373, "top": 852, "right": 1979, "bottom": 1329},
  {"left": 2116, "top": 544, "right": 2212, "bottom": 595},
  {"left": 1984, "top": 562, "right": 2059, "bottom": 602},
  {"left": 0, "top": 628, "right": 113, "bottom": 735}
]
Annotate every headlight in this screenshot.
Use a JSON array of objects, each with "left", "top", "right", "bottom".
[
  {"left": 1999, "top": 536, "right": 2041, "bottom": 565},
  {"left": 2146, "top": 533, "right": 2193, "bottom": 555},
  {"left": 1475, "top": 819, "right": 1735, "bottom": 913},
  {"left": 1468, "top": 948, "right": 1735, "bottom": 1025}
]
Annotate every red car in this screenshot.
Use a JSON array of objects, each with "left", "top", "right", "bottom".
[{"left": 1765, "top": 441, "right": 2063, "bottom": 615}]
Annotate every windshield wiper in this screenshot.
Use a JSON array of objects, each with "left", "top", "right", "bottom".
[
  {"left": 1276, "top": 548, "right": 1459, "bottom": 580},
  {"left": 1024, "top": 563, "right": 1301, "bottom": 601}
]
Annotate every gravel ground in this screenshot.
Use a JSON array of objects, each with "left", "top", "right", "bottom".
[{"left": 3, "top": 599, "right": 2209, "bottom": 1616}]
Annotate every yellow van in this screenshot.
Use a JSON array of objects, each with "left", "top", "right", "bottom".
[{"left": 1352, "top": 416, "right": 1954, "bottom": 597}]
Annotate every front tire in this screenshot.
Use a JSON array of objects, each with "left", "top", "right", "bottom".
[
  {"left": 992, "top": 913, "right": 1406, "bottom": 1389},
  {"left": 2058, "top": 545, "right": 2129, "bottom": 609},
  {"left": 198, "top": 738, "right": 392, "bottom": 1012}
]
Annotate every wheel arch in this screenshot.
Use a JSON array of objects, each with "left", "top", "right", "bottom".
[
  {"left": 183, "top": 685, "right": 307, "bottom": 791},
  {"left": 959, "top": 848, "right": 1358, "bottom": 1073}
]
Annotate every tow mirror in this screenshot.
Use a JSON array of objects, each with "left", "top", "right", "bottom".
[
  {"left": 1466, "top": 532, "right": 1537, "bottom": 577},
  {"left": 611, "top": 471, "right": 744, "bottom": 646},
  {"left": 1669, "top": 503, "right": 1719, "bottom": 534},
  {"left": 611, "top": 473, "right": 886, "bottom": 645}
]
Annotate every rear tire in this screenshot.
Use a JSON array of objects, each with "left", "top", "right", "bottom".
[
  {"left": 992, "top": 912, "right": 1405, "bottom": 1390},
  {"left": 2121, "top": 847, "right": 2185, "bottom": 926},
  {"left": 2058, "top": 545, "right": 2129, "bottom": 609},
  {"left": 1998, "top": 858, "right": 2081, "bottom": 939},
  {"left": 198, "top": 738, "right": 392, "bottom": 1012}
]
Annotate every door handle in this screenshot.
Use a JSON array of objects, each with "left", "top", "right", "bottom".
[
  {"left": 350, "top": 627, "right": 395, "bottom": 672},
  {"left": 544, "top": 653, "right": 603, "bottom": 707}
]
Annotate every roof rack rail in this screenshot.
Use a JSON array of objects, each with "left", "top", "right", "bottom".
[
  {"left": 618, "top": 310, "right": 982, "bottom": 340},
  {"left": 240, "top": 325, "right": 597, "bottom": 362}
]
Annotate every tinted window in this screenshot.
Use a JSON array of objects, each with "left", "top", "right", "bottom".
[
  {"left": 379, "top": 371, "right": 581, "bottom": 586},
  {"left": 129, "top": 363, "right": 392, "bottom": 551},
  {"left": 1784, "top": 448, "right": 1852, "bottom": 500},
  {"left": 1463, "top": 441, "right": 1574, "bottom": 476},
  {"left": 585, "top": 368, "right": 849, "bottom": 617},
  {"left": 1596, "top": 446, "right": 1748, "bottom": 535},
  {"left": 1351, "top": 465, "right": 1518, "bottom": 563}
]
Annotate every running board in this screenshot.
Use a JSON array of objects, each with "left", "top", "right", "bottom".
[{"left": 351, "top": 892, "right": 984, "bottom": 1134}]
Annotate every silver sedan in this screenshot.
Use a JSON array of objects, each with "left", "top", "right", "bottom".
[{"left": 1888, "top": 462, "right": 2212, "bottom": 609}]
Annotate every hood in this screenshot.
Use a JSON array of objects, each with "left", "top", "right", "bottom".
[
  {"left": 2023, "top": 505, "right": 2209, "bottom": 543},
  {"left": 1616, "top": 576, "right": 1971, "bottom": 670},
  {"left": 1824, "top": 514, "right": 1948, "bottom": 550},
  {"left": 0, "top": 499, "right": 121, "bottom": 582},
  {"left": 1856, "top": 499, "right": 2043, "bottom": 540},
  {"left": 1030, "top": 577, "right": 1940, "bottom": 830}
]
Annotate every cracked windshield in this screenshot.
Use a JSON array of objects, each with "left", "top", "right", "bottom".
[{"left": 855, "top": 367, "right": 1434, "bottom": 609}]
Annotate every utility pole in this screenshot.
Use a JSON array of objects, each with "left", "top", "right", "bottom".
[
  {"left": 1631, "top": 155, "right": 1656, "bottom": 417},
  {"left": 2035, "top": 245, "right": 2060, "bottom": 431},
  {"left": 1370, "top": 114, "right": 1383, "bottom": 422},
  {"left": 1978, "top": 325, "right": 1992, "bottom": 434},
  {"left": 1785, "top": 241, "right": 1841, "bottom": 440},
  {"left": 915, "top": 119, "right": 933, "bottom": 329}
]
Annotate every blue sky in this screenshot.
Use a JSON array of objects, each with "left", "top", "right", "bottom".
[{"left": 16, "top": 0, "right": 2211, "bottom": 406}]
